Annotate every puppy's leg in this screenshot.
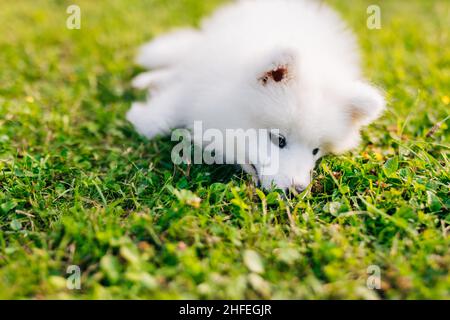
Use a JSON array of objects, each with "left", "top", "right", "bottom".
[
  {"left": 136, "top": 28, "right": 201, "bottom": 69},
  {"left": 131, "top": 69, "right": 173, "bottom": 90},
  {"left": 127, "top": 92, "right": 183, "bottom": 140}
]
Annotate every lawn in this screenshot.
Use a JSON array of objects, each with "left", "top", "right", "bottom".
[{"left": 0, "top": 0, "right": 448, "bottom": 299}]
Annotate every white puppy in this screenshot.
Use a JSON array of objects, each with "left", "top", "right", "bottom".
[{"left": 127, "top": 0, "right": 385, "bottom": 193}]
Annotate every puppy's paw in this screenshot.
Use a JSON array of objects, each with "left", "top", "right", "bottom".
[
  {"left": 132, "top": 73, "right": 156, "bottom": 90},
  {"left": 126, "top": 102, "right": 170, "bottom": 139},
  {"left": 131, "top": 70, "right": 172, "bottom": 90},
  {"left": 136, "top": 28, "right": 200, "bottom": 69}
]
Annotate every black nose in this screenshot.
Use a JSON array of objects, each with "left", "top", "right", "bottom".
[{"left": 284, "top": 184, "right": 306, "bottom": 197}]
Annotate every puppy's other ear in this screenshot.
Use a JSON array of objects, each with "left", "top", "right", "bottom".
[
  {"left": 259, "top": 49, "right": 298, "bottom": 85},
  {"left": 347, "top": 82, "right": 386, "bottom": 126}
]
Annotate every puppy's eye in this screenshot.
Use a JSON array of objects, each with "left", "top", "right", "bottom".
[
  {"left": 270, "top": 133, "right": 287, "bottom": 149},
  {"left": 270, "top": 68, "right": 286, "bottom": 82},
  {"left": 260, "top": 66, "right": 288, "bottom": 85},
  {"left": 312, "top": 148, "right": 320, "bottom": 156}
]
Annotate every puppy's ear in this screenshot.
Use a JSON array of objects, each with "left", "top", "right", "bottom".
[
  {"left": 258, "top": 49, "right": 298, "bottom": 85},
  {"left": 347, "top": 82, "right": 386, "bottom": 126}
]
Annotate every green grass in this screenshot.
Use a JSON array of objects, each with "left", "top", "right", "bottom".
[{"left": 0, "top": 0, "right": 449, "bottom": 299}]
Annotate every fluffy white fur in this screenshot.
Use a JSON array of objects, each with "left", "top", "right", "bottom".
[{"left": 127, "top": 0, "right": 386, "bottom": 192}]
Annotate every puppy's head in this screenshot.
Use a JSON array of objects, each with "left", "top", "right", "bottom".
[{"left": 239, "top": 48, "right": 386, "bottom": 192}]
